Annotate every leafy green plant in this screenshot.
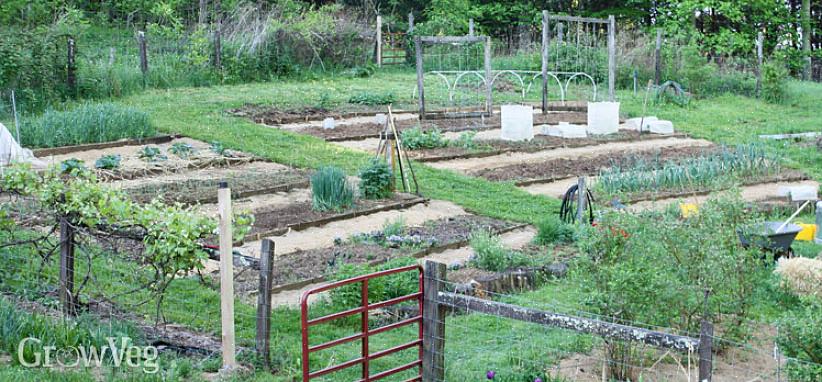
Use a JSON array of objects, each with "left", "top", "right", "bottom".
[
  {"left": 169, "top": 142, "right": 195, "bottom": 158},
  {"left": 358, "top": 158, "right": 393, "bottom": 199},
  {"left": 762, "top": 59, "right": 789, "bottom": 103},
  {"left": 776, "top": 301, "right": 822, "bottom": 381},
  {"left": 382, "top": 217, "right": 406, "bottom": 238},
  {"left": 311, "top": 166, "right": 355, "bottom": 212},
  {"left": 535, "top": 216, "right": 575, "bottom": 245},
  {"left": 94, "top": 154, "right": 121, "bottom": 170},
  {"left": 348, "top": 92, "right": 396, "bottom": 105},
  {"left": 468, "top": 230, "right": 529, "bottom": 272},
  {"left": 138, "top": 146, "right": 166, "bottom": 162},
  {"left": 20, "top": 103, "right": 155, "bottom": 149},
  {"left": 60, "top": 158, "right": 87, "bottom": 174},
  {"left": 327, "top": 257, "right": 418, "bottom": 311},
  {"left": 452, "top": 131, "right": 479, "bottom": 150},
  {"left": 401, "top": 127, "right": 448, "bottom": 150},
  {"left": 210, "top": 141, "right": 227, "bottom": 156}
]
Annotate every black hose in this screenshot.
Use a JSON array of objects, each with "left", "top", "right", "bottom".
[{"left": 559, "top": 184, "right": 595, "bottom": 224}]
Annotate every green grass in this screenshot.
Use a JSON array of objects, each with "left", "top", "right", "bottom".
[{"left": 19, "top": 102, "right": 155, "bottom": 148}]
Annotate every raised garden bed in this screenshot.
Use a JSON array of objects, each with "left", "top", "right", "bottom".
[
  {"left": 472, "top": 145, "right": 718, "bottom": 185},
  {"left": 231, "top": 215, "right": 524, "bottom": 295},
  {"left": 114, "top": 162, "right": 311, "bottom": 204},
  {"left": 244, "top": 193, "right": 429, "bottom": 241},
  {"left": 32, "top": 135, "right": 177, "bottom": 157},
  {"left": 409, "top": 131, "right": 690, "bottom": 162}
]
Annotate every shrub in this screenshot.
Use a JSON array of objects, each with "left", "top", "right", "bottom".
[
  {"left": 94, "top": 154, "right": 121, "bottom": 170},
  {"left": 401, "top": 127, "right": 448, "bottom": 150},
  {"left": 20, "top": 102, "right": 155, "bottom": 148},
  {"left": 348, "top": 92, "right": 395, "bottom": 105},
  {"left": 327, "top": 257, "right": 418, "bottom": 311},
  {"left": 311, "top": 166, "right": 355, "bottom": 211},
  {"left": 358, "top": 158, "right": 393, "bottom": 199},
  {"left": 762, "top": 59, "right": 789, "bottom": 103},
  {"left": 60, "top": 158, "right": 86, "bottom": 174},
  {"left": 452, "top": 131, "right": 478, "bottom": 150},
  {"left": 775, "top": 257, "right": 822, "bottom": 298},
  {"left": 776, "top": 302, "right": 822, "bottom": 381},
  {"left": 468, "top": 230, "right": 529, "bottom": 272},
  {"left": 535, "top": 216, "right": 575, "bottom": 245}
]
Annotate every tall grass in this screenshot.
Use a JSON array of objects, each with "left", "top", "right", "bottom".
[
  {"left": 20, "top": 102, "right": 155, "bottom": 148},
  {"left": 311, "top": 166, "right": 355, "bottom": 211}
]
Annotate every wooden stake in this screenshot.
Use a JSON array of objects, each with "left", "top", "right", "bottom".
[
  {"left": 541, "top": 11, "right": 550, "bottom": 114},
  {"left": 576, "top": 177, "right": 587, "bottom": 224},
  {"left": 67, "top": 37, "right": 77, "bottom": 98},
  {"left": 607, "top": 15, "right": 616, "bottom": 102},
  {"left": 415, "top": 36, "right": 425, "bottom": 120},
  {"left": 218, "top": 182, "right": 236, "bottom": 370},
  {"left": 59, "top": 218, "right": 76, "bottom": 317},
  {"left": 468, "top": 19, "right": 475, "bottom": 36},
  {"left": 484, "top": 36, "right": 493, "bottom": 115},
  {"left": 376, "top": 15, "right": 383, "bottom": 67},
  {"left": 698, "top": 319, "right": 714, "bottom": 382},
  {"left": 755, "top": 32, "right": 764, "bottom": 98},
  {"left": 137, "top": 31, "right": 148, "bottom": 87},
  {"left": 214, "top": 0, "right": 222, "bottom": 70},
  {"left": 256, "top": 239, "right": 274, "bottom": 369}
]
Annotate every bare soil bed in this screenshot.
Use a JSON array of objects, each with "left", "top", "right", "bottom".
[
  {"left": 232, "top": 215, "right": 521, "bottom": 293},
  {"left": 472, "top": 145, "right": 719, "bottom": 184},
  {"left": 244, "top": 193, "right": 427, "bottom": 241},
  {"left": 112, "top": 161, "right": 310, "bottom": 204},
  {"left": 39, "top": 137, "right": 254, "bottom": 181}
]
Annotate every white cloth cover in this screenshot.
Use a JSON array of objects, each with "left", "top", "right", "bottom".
[
  {"left": 587, "top": 102, "right": 620, "bottom": 135},
  {"left": 500, "top": 105, "right": 534, "bottom": 141},
  {"left": 648, "top": 120, "right": 675, "bottom": 134},
  {"left": 0, "top": 122, "right": 45, "bottom": 167},
  {"left": 625, "top": 116, "right": 658, "bottom": 131},
  {"left": 541, "top": 123, "right": 587, "bottom": 138}
]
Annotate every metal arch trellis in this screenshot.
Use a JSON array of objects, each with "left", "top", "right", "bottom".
[{"left": 412, "top": 70, "right": 597, "bottom": 105}]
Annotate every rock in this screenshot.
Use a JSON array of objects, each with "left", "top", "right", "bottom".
[
  {"left": 624, "top": 116, "right": 658, "bottom": 131},
  {"left": 647, "top": 120, "right": 674, "bottom": 134}
]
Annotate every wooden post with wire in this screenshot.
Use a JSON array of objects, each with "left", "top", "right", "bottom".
[
  {"left": 218, "top": 182, "right": 236, "bottom": 371},
  {"left": 214, "top": 0, "right": 223, "bottom": 70},
  {"left": 67, "top": 37, "right": 77, "bottom": 98},
  {"left": 138, "top": 31, "right": 148, "bottom": 87},
  {"left": 755, "top": 32, "right": 764, "bottom": 98},
  {"left": 468, "top": 19, "right": 474, "bottom": 36},
  {"left": 415, "top": 36, "right": 425, "bottom": 120},
  {"left": 256, "top": 239, "right": 275, "bottom": 369},
  {"left": 654, "top": 29, "right": 662, "bottom": 86},
  {"left": 422, "top": 261, "right": 446, "bottom": 382},
  {"left": 484, "top": 36, "right": 493, "bottom": 115},
  {"left": 59, "top": 217, "right": 76, "bottom": 317},
  {"left": 698, "top": 319, "right": 714, "bottom": 382},
  {"left": 576, "top": 177, "right": 587, "bottom": 224},
  {"left": 376, "top": 15, "right": 383, "bottom": 67},
  {"left": 541, "top": 10, "right": 550, "bottom": 114},
  {"left": 607, "top": 15, "right": 616, "bottom": 102}
]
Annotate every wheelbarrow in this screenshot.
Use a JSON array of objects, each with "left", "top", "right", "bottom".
[{"left": 738, "top": 221, "right": 803, "bottom": 259}]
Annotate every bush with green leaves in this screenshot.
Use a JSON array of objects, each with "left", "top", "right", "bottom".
[
  {"left": 358, "top": 158, "right": 393, "bottom": 199},
  {"left": 534, "top": 216, "right": 575, "bottom": 245},
  {"left": 60, "top": 158, "right": 86, "bottom": 174},
  {"left": 452, "top": 131, "right": 478, "bottom": 150},
  {"left": 327, "top": 257, "right": 419, "bottom": 311},
  {"left": 401, "top": 127, "right": 448, "bottom": 150},
  {"left": 348, "top": 92, "right": 396, "bottom": 105},
  {"left": 762, "top": 59, "right": 789, "bottom": 103},
  {"left": 20, "top": 102, "right": 155, "bottom": 149},
  {"left": 468, "top": 230, "right": 530, "bottom": 272},
  {"left": 311, "top": 166, "right": 355, "bottom": 211},
  {"left": 94, "top": 154, "right": 121, "bottom": 170},
  {"left": 776, "top": 301, "right": 822, "bottom": 381}
]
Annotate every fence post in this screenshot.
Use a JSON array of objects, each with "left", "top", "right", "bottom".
[
  {"left": 607, "top": 15, "right": 616, "bottom": 102},
  {"left": 755, "top": 32, "right": 764, "bottom": 98},
  {"left": 633, "top": 68, "right": 638, "bottom": 95},
  {"left": 654, "top": 29, "right": 662, "bottom": 86},
  {"left": 199, "top": 0, "right": 208, "bottom": 25},
  {"left": 698, "top": 319, "right": 714, "bottom": 382},
  {"left": 218, "top": 182, "right": 236, "bottom": 371},
  {"left": 376, "top": 15, "right": 383, "bottom": 67},
  {"left": 67, "top": 37, "right": 77, "bottom": 98},
  {"left": 484, "top": 36, "right": 492, "bottom": 115},
  {"left": 541, "top": 10, "right": 550, "bottom": 113},
  {"left": 468, "top": 19, "right": 475, "bottom": 36},
  {"left": 137, "top": 31, "right": 148, "bottom": 86},
  {"left": 108, "top": 47, "right": 116, "bottom": 66},
  {"left": 557, "top": 22, "right": 564, "bottom": 43},
  {"left": 256, "top": 239, "right": 274, "bottom": 369},
  {"left": 214, "top": 0, "right": 222, "bottom": 70},
  {"left": 415, "top": 36, "right": 425, "bottom": 120},
  {"left": 422, "top": 261, "right": 446, "bottom": 382},
  {"left": 59, "top": 218, "right": 76, "bottom": 317},
  {"left": 408, "top": 13, "right": 414, "bottom": 33},
  {"left": 576, "top": 177, "right": 587, "bottom": 224}
]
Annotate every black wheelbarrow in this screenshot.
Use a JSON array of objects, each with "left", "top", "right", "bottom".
[{"left": 738, "top": 221, "right": 803, "bottom": 259}]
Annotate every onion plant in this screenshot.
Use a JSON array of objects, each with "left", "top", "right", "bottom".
[
  {"left": 20, "top": 102, "right": 154, "bottom": 148},
  {"left": 311, "top": 166, "right": 355, "bottom": 212}
]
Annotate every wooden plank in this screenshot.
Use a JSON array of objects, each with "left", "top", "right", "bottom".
[
  {"left": 437, "top": 292, "right": 700, "bottom": 351},
  {"left": 256, "top": 239, "right": 275, "bottom": 369},
  {"left": 419, "top": 36, "right": 487, "bottom": 44},
  {"left": 59, "top": 218, "right": 76, "bottom": 317},
  {"left": 422, "top": 261, "right": 446, "bottom": 382},
  {"left": 218, "top": 182, "right": 237, "bottom": 370},
  {"left": 698, "top": 319, "right": 714, "bottom": 382},
  {"left": 32, "top": 135, "right": 176, "bottom": 157}
]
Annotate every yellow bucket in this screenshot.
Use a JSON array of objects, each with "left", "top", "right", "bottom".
[
  {"left": 795, "top": 223, "right": 817, "bottom": 241},
  {"left": 680, "top": 203, "right": 698, "bottom": 218}
]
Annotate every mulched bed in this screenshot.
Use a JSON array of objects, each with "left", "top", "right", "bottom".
[
  {"left": 408, "top": 131, "right": 689, "bottom": 162},
  {"left": 236, "top": 215, "right": 520, "bottom": 291},
  {"left": 472, "top": 145, "right": 718, "bottom": 184},
  {"left": 245, "top": 193, "right": 427, "bottom": 241}
]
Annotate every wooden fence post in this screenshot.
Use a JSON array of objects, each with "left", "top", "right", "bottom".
[
  {"left": 199, "top": 0, "right": 208, "bottom": 25},
  {"left": 66, "top": 37, "right": 77, "bottom": 98},
  {"left": 137, "top": 31, "right": 148, "bottom": 87},
  {"left": 755, "top": 32, "right": 764, "bottom": 98},
  {"left": 218, "top": 182, "right": 236, "bottom": 370},
  {"left": 607, "top": 15, "right": 616, "bottom": 102},
  {"left": 557, "top": 22, "right": 564, "bottom": 43},
  {"left": 59, "top": 218, "right": 76, "bottom": 317},
  {"left": 468, "top": 19, "right": 475, "bottom": 36},
  {"left": 422, "top": 261, "right": 446, "bottom": 382},
  {"left": 408, "top": 13, "right": 414, "bottom": 34},
  {"left": 256, "top": 239, "right": 275, "bottom": 369},
  {"left": 376, "top": 15, "right": 383, "bottom": 67},
  {"left": 654, "top": 29, "right": 662, "bottom": 86},
  {"left": 415, "top": 36, "right": 425, "bottom": 120},
  {"left": 484, "top": 36, "right": 492, "bottom": 115},
  {"left": 214, "top": 0, "right": 222, "bottom": 70},
  {"left": 108, "top": 47, "right": 116, "bottom": 66},
  {"left": 698, "top": 319, "right": 714, "bottom": 382},
  {"left": 541, "top": 10, "right": 550, "bottom": 113},
  {"left": 576, "top": 177, "right": 587, "bottom": 224}
]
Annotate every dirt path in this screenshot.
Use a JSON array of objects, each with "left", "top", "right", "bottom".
[
  {"left": 628, "top": 180, "right": 820, "bottom": 211},
  {"left": 236, "top": 200, "right": 467, "bottom": 258},
  {"left": 270, "top": 113, "right": 418, "bottom": 130},
  {"left": 427, "top": 137, "right": 712, "bottom": 173},
  {"left": 519, "top": 176, "right": 582, "bottom": 198},
  {"left": 422, "top": 226, "right": 537, "bottom": 266},
  {"left": 197, "top": 188, "right": 311, "bottom": 216}
]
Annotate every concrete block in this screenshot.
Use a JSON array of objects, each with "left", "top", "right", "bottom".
[
  {"left": 648, "top": 120, "right": 675, "bottom": 134},
  {"left": 625, "top": 116, "right": 658, "bottom": 131}
]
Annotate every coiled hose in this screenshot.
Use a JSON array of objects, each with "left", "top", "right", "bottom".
[{"left": 559, "top": 184, "right": 595, "bottom": 224}]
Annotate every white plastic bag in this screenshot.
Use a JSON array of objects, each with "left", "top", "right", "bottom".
[{"left": 0, "top": 122, "right": 45, "bottom": 168}]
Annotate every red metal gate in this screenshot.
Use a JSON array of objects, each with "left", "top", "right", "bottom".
[{"left": 300, "top": 264, "right": 424, "bottom": 381}]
